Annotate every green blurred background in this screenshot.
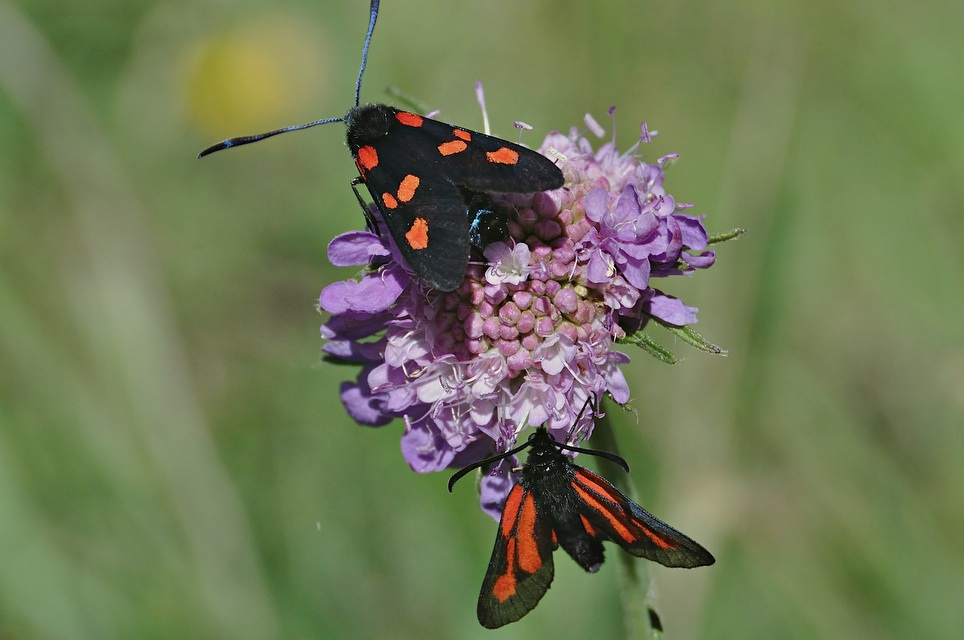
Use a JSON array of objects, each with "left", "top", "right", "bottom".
[{"left": 2, "top": 0, "right": 962, "bottom": 638}]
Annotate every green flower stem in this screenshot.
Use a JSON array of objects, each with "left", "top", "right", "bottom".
[
  {"left": 707, "top": 227, "right": 747, "bottom": 244},
  {"left": 591, "top": 408, "right": 665, "bottom": 640},
  {"left": 618, "top": 333, "right": 681, "bottom": 364},
  {"left": 661, "top": 324, "right": 727, "bottom": 356}
]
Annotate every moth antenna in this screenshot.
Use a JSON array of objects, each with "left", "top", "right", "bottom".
[
  {"left": 447, "top": 436, "right": 536, "bottom": 492},
  {"left": 552, "top": 393, "right": 631, "bottom": 472},
  {"left": 198, "top": 0, "right": 382, "bottom": 158},
  {"left": 355, "top": 0, "right": 380, "bottom": 108},
  {"left": 553, "top": 439, "right": 630, "bottom": 474},
  {"left": 197, "top": 116, "right": 344, "bottom": 157}
]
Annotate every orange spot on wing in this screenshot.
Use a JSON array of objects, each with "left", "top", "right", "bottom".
[
  {"left": 404, "top": 217, "right": 429, "bottom": 250},
  {"left": 492, "top": 539, "right": 518, "bottom": 603},
  {"left": 397, "top": 174, "right": 419, "bottom": 202},
  {"left": 356, "top": 145, "right": 378, "bottom": 170},
  {"left": 501, "top": 486, "right": 524, "bottom": 537},
  {"left": 395, "top": 111, "right": 423, "bottom": 127},
  {"left": 454, "top": 129, "right": 471, "bottom": 141},
  {"left": 490, "top": 490, "right": 545, "bottom": 605},
  {"left": 487, "top": 147, "right": 519, "bottom": 165},
  {"left": 438, "top": 139, "right": 468, "bottom": 156},
  {"left": 514, "top": 493, "right": 542, "bottom": 574},
  {"left": 580, "top": 514, "right": 597, "bottom": 537},
  {"left": 381, "top": 192, "right": 398, "bottom": 209}
]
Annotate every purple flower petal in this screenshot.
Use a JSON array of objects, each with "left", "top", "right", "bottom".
[
  {"left": 319, "top": 272, "right": 404, "bottom": 315},
  {"left": 479, "top": 459, "right": 519, "bottom": 522},
  {"left": 675, "top": 214, "right": 709, "bottom": 250},
  {"left": 321, "top": 311, "right": 393, "bottom": 341},
  {"left": 682, "top": 250, "right": 717, "bottom": 269},
  {"left": 322, "top": 339, "right": 384, "bottom": 363},
  {"left": 586, "top": 250, "right": 615, "bottom": 284},
  {"left": 583, "top": 187, "right": 611, "bottom": 223},
  {"left": 646, "top": 292, "right": 698, "bottom": 326},
  {"left": 340, "top": 379, "right": 392, "bottom": 427},
  {"left": 400, "top": 421, "right": 458, "bottom": 472},
  {"left": 327, "top": 231, "right": 388, "bottom": 266}
]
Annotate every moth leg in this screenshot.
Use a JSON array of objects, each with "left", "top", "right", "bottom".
[{"left": 351, "top": 177, "right": 380, "bottom": 236}]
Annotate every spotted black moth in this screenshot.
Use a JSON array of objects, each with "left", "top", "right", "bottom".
[{"left": 200, "top": 0, "right": 563, "bottom": 291}]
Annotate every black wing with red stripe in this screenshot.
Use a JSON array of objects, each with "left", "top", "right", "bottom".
[
  {"left": 455, "top": 426, "right": 714, "bottom": 629},
  {"left": 476, "top": 484, "right": 557, "bottom": 629},
  {"left": 569, "top": 466, "right": 715, "bottom": 568}
]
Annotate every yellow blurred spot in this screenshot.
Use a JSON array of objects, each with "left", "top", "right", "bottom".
[{"left": 184, "top": 16, "right": 329, "bottom": 138}]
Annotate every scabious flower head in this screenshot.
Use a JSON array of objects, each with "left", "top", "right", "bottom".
[{"left": 320, "top": 110, "right": 717, "bottom": 518}]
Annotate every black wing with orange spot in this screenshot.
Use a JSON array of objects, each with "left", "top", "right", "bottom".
[
  {"left": 383, "top": 108, "right": 564, "bottom": 193},
  {"left": 346, "top": 104, "right": 563, "bottom": 291}
]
